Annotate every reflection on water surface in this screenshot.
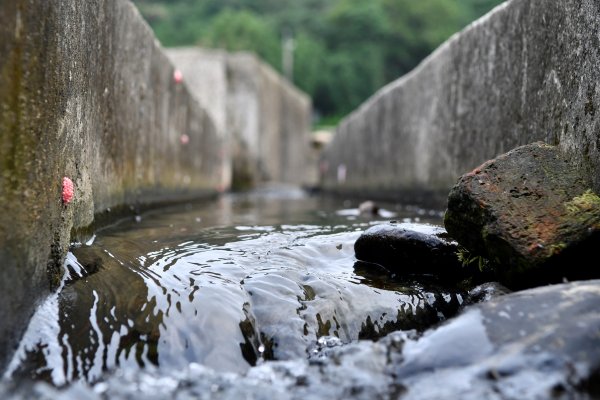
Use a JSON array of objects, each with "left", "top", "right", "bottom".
[{"left": 7, "top": 188, "right": 460, "bottom": 385}]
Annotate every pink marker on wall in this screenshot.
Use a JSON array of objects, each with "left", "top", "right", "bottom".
[
  {"left": 62, "top": 177, "right": 74, "bottom": 204},
  {"left": 173, "top": 69, "right": 183, "bottom": 84}
]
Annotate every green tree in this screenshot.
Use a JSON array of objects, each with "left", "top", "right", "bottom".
[
  {"left": 294, "top": 33, "right": 328, "bottom": 96},
  {"left": 316, "top": 0, "right": 388, "bottom": 114},
  {"left": 380, "top": 0, "right": 464, "bottom": 80},
  {"left": 136, "top": 1, "right": 210, "bottom": 46},
  {"left": 459, "top": 0, "right": 507, "bottom": 21},
  {"left": 133, "top": 0, "right": 506, "bottom": 121},
  {"left": 200, "top": 9, "right": 282, "bottom": 70},
  {"left": 324, "top": 46, "right": 385, "bottom": 115},
  {"left": 325, "top": 0, "right": 389, "bottom": 45}
]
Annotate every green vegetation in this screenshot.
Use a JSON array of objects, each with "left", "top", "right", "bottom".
[
  {"left": 134, "top": 0, "right": 505, "bottom": 122},
  {"left": 456, "top": 246, "right": 490, "bottom": 272},
  {"left": 564, "top": 189, "right": 600, "bottom": 214}
]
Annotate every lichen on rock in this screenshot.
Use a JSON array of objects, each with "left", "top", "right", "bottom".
[{"left": 564, "top": 189, "right": 600, "bottom": 214}]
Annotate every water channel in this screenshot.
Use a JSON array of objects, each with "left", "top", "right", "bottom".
[{"left": 3, "top": 186, "right": 471, "bottom": 397}]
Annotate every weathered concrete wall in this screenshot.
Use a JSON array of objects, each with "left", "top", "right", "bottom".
[
  {"left": 163, "top": 48, "right": 231, "bottom": 189},
  {"left": 164, "top": 48, "right": 229, "bottom": 134},
  {"left": 0, "top": 0, "right": 224, "bottom": 370},
  {"left": 166, "top": 48, "right": 312, "bottom": 189},
  {"left": 320, "top": 0, "right": 600, "bottom": 207}
]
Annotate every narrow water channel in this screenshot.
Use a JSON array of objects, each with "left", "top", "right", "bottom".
[{"left": 5, "top": 186, "right": 463, "bottom": 389}]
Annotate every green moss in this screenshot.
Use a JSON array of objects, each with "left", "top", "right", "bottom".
[
  {"left": 564, "top": 189, "right": 600, "bottom": 214},
  {"left": 546, "top": 242, "right": 567, "bottom": 257},
  {"left": 456, "top": 246, "right": 491, "bottom": 272}
]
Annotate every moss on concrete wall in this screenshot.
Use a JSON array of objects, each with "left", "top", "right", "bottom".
[{"left": 0, "top": 0, "right": 224, "bottom": 370}]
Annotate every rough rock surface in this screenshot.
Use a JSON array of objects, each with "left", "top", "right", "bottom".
[
  {"left": 392, "top": 279, "right": 600, "bottom": 399},
  {"left": 445, "top": 142, "right": 600, "bottom": 288},
  {"left": 2, "top": 280, "right": 598, "bottom": 400},
  {"left": 354, "top": 222, "right": 464, "bottom": 281}
]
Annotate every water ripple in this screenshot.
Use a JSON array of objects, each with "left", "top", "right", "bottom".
[{"left": 6, "top": 194, "right": 453, "bottom": 385}]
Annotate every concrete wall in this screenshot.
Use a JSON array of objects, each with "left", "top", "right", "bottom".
[
  {"left": 320, "top": 0, "right": 600, "bottom": 207},
  {"left": 0, "top": 0, "right": 224, "bottom": 369},
  {"left": 163, "top": 48, "right": 232, "bottom": 189},
  {"left": 166, "top": 48, "right": 312, "bottom": 189}
]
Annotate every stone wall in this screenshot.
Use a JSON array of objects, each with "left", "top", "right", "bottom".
[
  {"left": 0, "top": 0, "right": 224, "bottom": 369},
  {"left": 320, "top": 0, "right": 600, "bottom": 207},
  {"left": 166, "top": 48, "right": 312, "bottom": 189}
]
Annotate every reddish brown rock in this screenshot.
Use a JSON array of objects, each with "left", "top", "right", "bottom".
[{"left": 444, "top": 142, "right": 600, "bottom": 288}]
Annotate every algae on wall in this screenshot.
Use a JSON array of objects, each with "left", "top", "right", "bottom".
[{"left": 0, "top": 0, "right": 72, "bottom": 367}]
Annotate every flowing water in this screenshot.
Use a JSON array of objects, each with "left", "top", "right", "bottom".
[{"left": 4, "top": 186, "right": 465, "bottom": 391}]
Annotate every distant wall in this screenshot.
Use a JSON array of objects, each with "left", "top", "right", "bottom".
[
  {"left": 166, "top": 48, "right": 312, "bottom": 189},
  {"left": 320, "top": 0, "right": 600, "bottom": 207},
  {"left": 0, "top": 0, "right": 224, "bottom": 369},
  {"left": 163, "top": 48, "right": 231, "bottom": 189}
]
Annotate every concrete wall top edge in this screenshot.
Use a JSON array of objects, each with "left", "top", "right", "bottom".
[
  {"left": 321, "top": 0, "right": 600, "bottom": 201},
  {"left": 167, "top": 46, "right": 229, "bottom": 60},
  {"left": 227, "top": 50, "right": 311, "bottom": 105},
  {"left": 338, "top": 0, "right": 512, "bottom": 131}
]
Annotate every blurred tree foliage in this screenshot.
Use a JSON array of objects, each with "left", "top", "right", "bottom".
[{"left": 134, "top": 0, "right": 505, "bottom": 122}]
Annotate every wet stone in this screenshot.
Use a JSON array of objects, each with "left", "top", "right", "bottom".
[
  {"left": 353, "top": 222, "right": 467, "bottom": 282},
  {"left": 444, "top": 142, "right": 600, "bottom": 289},
  {"left": 393, "top": 279, "right": 600, "bottom": 399}
]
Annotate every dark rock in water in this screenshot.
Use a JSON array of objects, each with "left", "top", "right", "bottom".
[
  {"left": 354, "top": 222, "right": 467, "bottom": 282},
  {"left": 445, "top": 142, "right": 600, "bottom": 289},
  {"left": 5, "top": 280, "right": 598, "bottom": 400}
]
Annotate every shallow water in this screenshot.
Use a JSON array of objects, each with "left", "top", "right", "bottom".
[{"left": 5, "top": 187, "right": 463, "bottom": 387}]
